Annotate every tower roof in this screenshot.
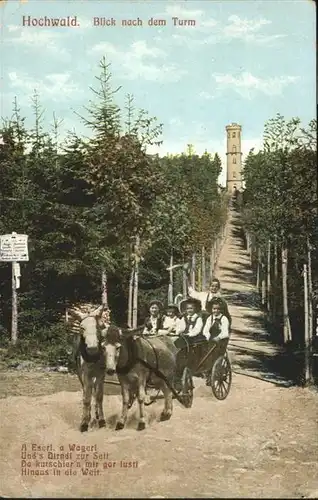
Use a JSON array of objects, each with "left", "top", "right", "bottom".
[{"left": 226, "top": 122, "right": 241, "bottom": 130}]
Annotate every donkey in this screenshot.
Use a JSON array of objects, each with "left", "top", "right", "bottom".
[
  {"left": 70, "top": 305, "right": 116, "bottom": 432},
  {"left": 103, "top": 327, "right": 178, "bottom": 431}
]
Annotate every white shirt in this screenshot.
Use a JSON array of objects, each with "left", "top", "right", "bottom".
[
  {"left": 202, "top": 314, "right": 230, "bottom": 341},
  {"left": 188, "top": 286, "right": 222, "bottom": 311},
  {"left": 175, "top": 314, "right": 203, "bottom": 337},
  {"left": 162, "top": 316, "right": 178, "bottom": 332}
]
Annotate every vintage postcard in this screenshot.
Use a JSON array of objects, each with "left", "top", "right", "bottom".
[{"left": 0, "top": 0, "right": 317, "bottom": 498}]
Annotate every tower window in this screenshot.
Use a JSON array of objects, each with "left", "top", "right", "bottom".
[
  {"left": 233, "top": 157, "right": 236, "bottom": 164},
  {"left": 232, "top": 132, "right": 236, "bottom": 138},
  {"left": 228, "top": 132, "right": 230, "bottom": 138},
  {"left": 233, "top": 172, "right": 237, "bottom": 178},
  {"left": 233, "top": 145, "right": 236, "bottom": 152}
]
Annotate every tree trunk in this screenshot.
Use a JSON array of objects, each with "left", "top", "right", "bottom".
[
  {"left": 267, "top": 240, "right": 271, "bottom": 317},
  {"left": 191, "top": 253, "right": 196, "bottom": 289},
  {"left": 256, "top": 247, "right": 261, "bottom": 291},
  {"left": 132, "top": 236, "right": 140, "bottom": 329},
  {"left": 202, "top": 246, "right": 206, "bottom": 291},
  {"left": 282, "top": 245, "right": 292, "bottom": 343},
  {"left": 210, "top": 244, "right": 215, "bottom": 281},
  {"left": 307, "top": 238, "right": 313, "bottom": 352},
  {"left": 197, "top": 251, "right": 202, "bottom": 291},
  {"left": 182, "top": 269, "right": 187, "bottom": 298},
  {"left": 127, "top": 266, "right": 134, "bottom": 328},
  {"left": 168, "top": 251, "right": 173, "bottom": 303},
  {"left": 261, "top": 260, "right": 266, "bottom": 307},
  {"left": 273, "top": 237, "right": 278, "bottom": 323},
  {"left": 303, "top": 264, "right": 312, "bottom": 385},
  {"left": 11, "top": 262, "right": 18, "bottom": 345},
  {"left": 246, "top": 231, "right": 251, "bottom": 253},
  {"left": 101, "top": 269, "right": 108, "bottom": 307}
]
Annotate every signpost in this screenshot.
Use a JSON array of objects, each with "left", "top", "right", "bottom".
[{"left": 0, "top": 232, "right": 29, "bottom": 344}]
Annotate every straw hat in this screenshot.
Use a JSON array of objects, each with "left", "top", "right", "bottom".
[
  {"left": 179, "top": 297, "right": 201, "bottom": 314},
  {"left": 149, "top": 299, "right": 164, "bottom": 311}
]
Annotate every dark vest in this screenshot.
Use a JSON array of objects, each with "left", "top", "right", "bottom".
[
  {"left": 144, "top": 315, "right": 164, "bottom": 333},
  {"left": 209, "top": 315, "right": 224, "bottom": 339},
  {"left": 184, "top": 315, "right": 200, "bottom": 334}
]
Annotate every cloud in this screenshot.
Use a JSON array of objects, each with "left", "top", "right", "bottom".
[
  {"left": 222, "top": 15, "right": 287, "bottom": 44},
  {"left": 164, "top": 5, "right": 204, "bottom": 19},
  {"left": 212, "top": 71, "right": 300, "bottom": 98},
  {"left": 224, "top": 15, "right": 270, "bottom": 39},
  {"left": 129, "top": 40, "right": 165, "bottom": 59},
  {"left": 7, "top": 24, "right": 20, "bottom": 32},
  {"left": 200, "top": 19, "right": 218, "bottom": 28},
  {"left": 90, "top": 40, "right": 187, "bottom": 83},
  {"left": 8, "top": 71, "right": 82, "bottom": 101},
  {"left": 169, "top": 14, "right": 286, "bottom": 48},
  {"left": 198, "top": 91, "right": 216, "bottom": 100},
  {"left": 5, "top": 28, "right": 70, "bottom": 60},
  {"left": 169, "top": 118, "right": 184, "bottom": 127}
]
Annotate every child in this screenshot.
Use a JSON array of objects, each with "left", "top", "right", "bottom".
[
  {"left": 175, "top": 297, "right": 204, "bottom": 341},
  {"left": 202, "top": 298, "right": 230, "bottom": 343},
  {"left": 160, "top": 304, "right": 180, "bottom": 335}
]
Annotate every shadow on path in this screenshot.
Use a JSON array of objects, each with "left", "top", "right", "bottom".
[{"left": 217, "top": 210, "right": 298, "bottom": 387}]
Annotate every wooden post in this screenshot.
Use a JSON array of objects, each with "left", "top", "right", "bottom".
[
  {"left": 210, "top": 244, "right": 214, "bottom": 280},
  {"left": 202, "top": 246, "right": 206, "bottom": 291},
  {"left": 307, "top": 238, "right": 313, "bottom": 356},
  {"left": 191, "top": 253, "right": 196, "bottom": 289},
  {"left": 11, "top": 262, "right": 18, "bottom": 345},
  {"left": 101, "top": 269, "right": 108, "bottom": 308},
  {"left": 182, "top": 269, "right": 187, "bottom": 298},
  {"left": 282, "top": 245, "right": 292, "bottom": 343},
  {"left": 168, "top": 251, "right": 173, "bottom": 303},
  {"left": 303, "top": 264, "right": 311, "bottom": 384},
  {"left": 261, "top": 261, "right": 266, "bottom": 307},
  {"left": 198, "top": 251, "right": 202, "bottom": 291},
  {"left": 273, "top": 237, "right": 278, "bottom": 323},
  {"left": 127, "top": 266, "right": 134, "bottom": 328},
  {"left": 267, "top": 240, "right": 271, "bottom": 317},
  {"left": 132, "top": 236, "right": 140, "bottom": 329},
  {"left": 256, "top": 247, "right": 261, "bottom": 291}
]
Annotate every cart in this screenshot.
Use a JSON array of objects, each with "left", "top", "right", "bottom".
[{"left": 143, "top": 333, "right": 232, "bottom": 409}]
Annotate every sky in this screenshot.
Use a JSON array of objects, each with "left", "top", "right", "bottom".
[{"left": 0, "top": 0, "right": 316, "bottom": 185}]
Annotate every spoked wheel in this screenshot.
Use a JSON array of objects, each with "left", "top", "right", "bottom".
[
  {"left": 180, "top": 367, "right": 194, "bottom": 408},
  {"left": 210, "top": 354, "right": 232, "bottom": 400}
]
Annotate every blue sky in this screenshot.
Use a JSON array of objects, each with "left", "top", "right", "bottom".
[{"left": 0, "top": 0, "right": 316, "bottom": 184}]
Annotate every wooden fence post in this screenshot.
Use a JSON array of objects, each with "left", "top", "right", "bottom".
[
  {"left": 11, "top": 262, "right": 18, "bottom": 345},
  {"left": 168, "top": 252, "right": 173, "bottom": 303},
  {"left": 303, "top": 264, "right": 311, "bottom": 384}
]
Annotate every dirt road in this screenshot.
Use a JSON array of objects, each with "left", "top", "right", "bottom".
[{"left": 1, "top": 209, "right": 317, "bottom": 498}]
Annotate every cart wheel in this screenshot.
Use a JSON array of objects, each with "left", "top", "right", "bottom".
[
  {"left": 210, "top": 354, "right": 232, "bottom": 400},
  {"left": 181, "top": 367, "right": 194, "bottom": 408}
]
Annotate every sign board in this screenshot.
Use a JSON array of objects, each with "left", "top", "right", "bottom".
[{"left": 0, "top": 233, "right": 29, "bottom": 262}]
